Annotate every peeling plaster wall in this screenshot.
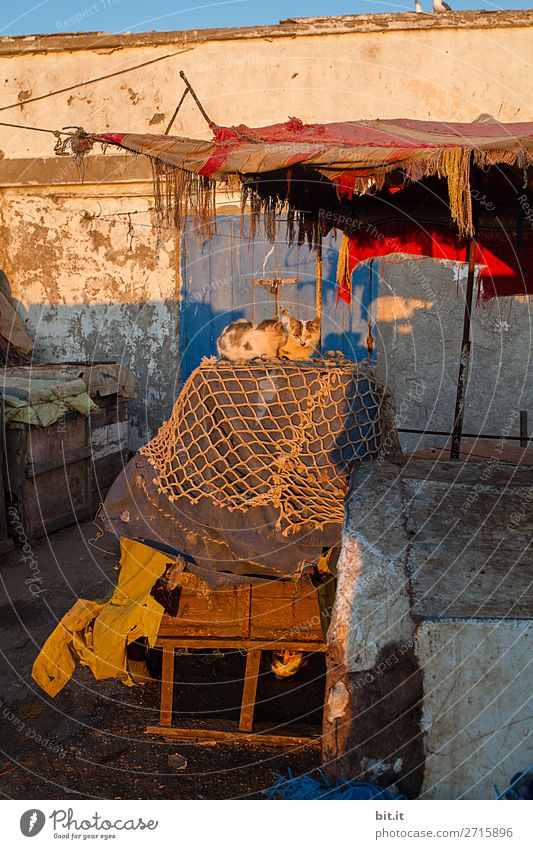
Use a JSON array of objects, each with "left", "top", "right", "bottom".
[
  {"left": 0, "top": 187, "right": 181, "bottom": 446},
  {"left": 1, "top": 15, "right": 533, "bottom": 161},
  {"left": 0, "top": 13, "right": 532, "bottom": 441}
]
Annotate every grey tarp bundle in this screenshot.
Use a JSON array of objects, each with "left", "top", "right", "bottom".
[
  {"left": 1, "top": 362, "right": 139, "bottom": 427},
  {"left": 100, "top": 357, "right": 399, "bottom": 586}
]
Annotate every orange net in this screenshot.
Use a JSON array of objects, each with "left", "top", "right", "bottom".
[{"left": 140, "top": 356, "right": 399, "bottom": 536}]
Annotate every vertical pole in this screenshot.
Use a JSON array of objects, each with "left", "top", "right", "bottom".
[
  {"left": 316, "top": 240, "right": 323, "bottom": 353},
  {"left": 450, "top": 236, "right": 477, "bottom": 459},
  {"left": 520, "top": 410, "right": 528, "bottom": 448}
]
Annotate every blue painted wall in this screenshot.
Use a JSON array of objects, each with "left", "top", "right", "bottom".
[{"left": 180, "top": 215, "right": 376, "bottom": 380}]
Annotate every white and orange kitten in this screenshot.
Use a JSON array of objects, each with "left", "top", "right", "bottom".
[{"left": 217, "top": 314, "right": 320, "bottom": 361}]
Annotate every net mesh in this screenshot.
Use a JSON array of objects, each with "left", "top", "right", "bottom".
[{"left": 140, "top": 356, "right": 399, "bottom": 536}]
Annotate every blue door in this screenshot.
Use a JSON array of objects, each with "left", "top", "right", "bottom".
[{"left": 180, "top": 216, "right": 376, "bottom": 381}]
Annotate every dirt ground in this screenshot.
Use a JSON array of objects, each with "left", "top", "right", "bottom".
[{"left": 0, "top": 522, "right": 323, "bottom": 799}]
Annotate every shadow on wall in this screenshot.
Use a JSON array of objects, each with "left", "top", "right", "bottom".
[
  {"left": 7, "top": 248, "right": 531, "bottom": 456},
  {"left": 23, "top": 298, "right": 181, "bottom": 449},
  {"left": 372, "top": 256, "right": 532, "bottom": 450}
]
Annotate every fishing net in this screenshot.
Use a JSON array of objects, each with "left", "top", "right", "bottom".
[{"left": 139, "top": 356, "right": 400, "bottom": 537}]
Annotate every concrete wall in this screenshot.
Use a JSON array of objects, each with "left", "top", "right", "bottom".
[
  {"left": 373, "top": 257, "right": 533, "bottom": 450},
  {"left": 0, "top": 11, "right": 532, "bottom": 442},
  {"left": 417, "top": 619, "right": 533, "bottom": 800},
  {"left": 324, "top": 458, "right": 533, "bottom": 799}
]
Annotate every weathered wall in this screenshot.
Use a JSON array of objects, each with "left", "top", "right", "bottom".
[
  {"left": 417, "top": 619, "right": 533, "bottom": 800},
  {"left": 325, "top": 458, "right": 533, "bottom": 799},
  {"left": 0, "top": 11, "right": 532, "bottom": 441},
  {"left": 0, "top": 183, "right": 181, "bottom": 445},
  {"left": 373, "top": 258, "right": 533, "bottom": 449}
]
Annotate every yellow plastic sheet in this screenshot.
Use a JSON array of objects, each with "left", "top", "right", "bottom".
[{"left": 32, "top": 539, "right": 172, "bottom": 697}]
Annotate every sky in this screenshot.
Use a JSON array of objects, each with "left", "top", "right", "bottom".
[{"left": 0, "top": 0, "right": 530, "bottom": 37}]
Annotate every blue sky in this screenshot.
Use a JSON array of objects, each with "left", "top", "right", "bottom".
[{"left": 0, "top": 1, "right": 530, "bottom": 37}]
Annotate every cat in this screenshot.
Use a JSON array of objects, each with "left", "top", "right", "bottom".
[
  {"left": 216, "top": 318, "right": 286, "bottom": 360},
  {"left": 269, "top": 649, "right": 307, "bottom": 679},
  {"left": 216, "top": 314, "right": 320, "bottom": 361},
  {"left": 279, "top": 315, "right": 320, "bottom": 360}
]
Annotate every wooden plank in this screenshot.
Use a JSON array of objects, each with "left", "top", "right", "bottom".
[
  {"left": 412, "top": 439, "right": 533, "bottom": 466},
  {"left": 146, "top": 725, "right": 321, "bottom": 750},
  {"left": 241, "top": 584, "right": 252, "bottom": 639},
  {"left": 160, "top": 644, "right": 175, "bottom": 727},
  {"left": 25, "top": 444, "right": 93, "bottom": 478},
  {"left": 239, "top": 649, "right": 261, "bottom": 733},
  {"left": 156, "top": 637, "right": 326, "bottom": 652},
  {"left": 158, "top": 583, "right": 250, "bottom": 637},
  {"left": 250, "top": 581, "right": 322, "bottom": 640}
]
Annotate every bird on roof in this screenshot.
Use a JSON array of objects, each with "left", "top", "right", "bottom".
[
  {"left": 415, "top": 0, "right": 423, "bottom": 11},
  {"left": 433, "top": 0, "right": 452, "bottom": 10}
]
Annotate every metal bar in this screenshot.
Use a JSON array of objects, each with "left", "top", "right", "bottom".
[
  {"left": 250, "top": 278, "right": 299, "bottom": 285},
  {"left": 164, "top": 86, "right": 189, "bottom": 135},
  {"left": 179, "top": 70, "right": 214, "bottom": 128},
  {"left": 316, "top": 240, "right": 323, "bottom": 351},
  {"left": 450, "top": 235, "right": 478, "bottom": 459},
  {"left": 520, "top": 411, "right": 528, "bottom": 447},
  {"left": 399, "top": 428, "right": 531, "bottom": 442}
]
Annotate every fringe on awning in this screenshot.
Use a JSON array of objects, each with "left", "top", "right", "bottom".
[{"left": 151, "top": 159, "right": 218, "bottom": 240}]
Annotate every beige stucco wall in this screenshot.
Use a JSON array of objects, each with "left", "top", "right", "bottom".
[
  {"left": 0, "top": 12, "right": 531, "bottom": 442},
  {"left": 1, "top": 13, "right": 533, "bottom": 160}
]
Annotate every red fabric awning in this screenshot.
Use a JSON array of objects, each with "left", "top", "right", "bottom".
[
  {"left": 94, "top": 117, "right": 533, "bottom": 300},
  {"left": 336, "top": 224, "right": 533, "bottom": 304},
  {"left": 98, "top": 117, "right": 533, "bottom": 181}
]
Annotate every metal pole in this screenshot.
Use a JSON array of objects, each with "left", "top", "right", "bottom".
[
  {"left": 164, "top": 86, "right": 189, "bottom": 135},
  {"left": 179, "top": 71, "right": 214, "bottom": 128},
  {"left": 316, "top": 240, "right": 323, "bottom": 352},
  {"left": 520, "top": 410, "right": 528, "bottom": 447},
  {"left": 450, "top": 235, "right": 477, "bottom": 459}
]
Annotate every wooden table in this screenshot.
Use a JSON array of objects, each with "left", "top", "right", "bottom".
[{"left": 147, "top": 579, "right": 326, "bottom": 748}]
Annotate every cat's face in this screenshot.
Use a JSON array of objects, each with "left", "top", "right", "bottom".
[{"left": 288, "top": 316, "right": 321, "bottom": 347}]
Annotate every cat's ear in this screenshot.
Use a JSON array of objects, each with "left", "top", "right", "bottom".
[
  {"left": 289, "top": 316, "right": 299, "bottom": 332},
  {"left": 274, "top": 321, "right": 283, "bottom": 332},
  {"left": 310, "top": 318, "right": 321, "bottom": 330}
]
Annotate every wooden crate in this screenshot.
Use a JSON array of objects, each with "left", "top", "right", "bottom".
[
  {"left": 4, "top": 394, "right": 129, "bottom": 540},
  {"left": 152, "top": 577, "right": 326, "bottom": 747},
  {"left": 158, "top": 578, "right": 323, "bottom": 643}
]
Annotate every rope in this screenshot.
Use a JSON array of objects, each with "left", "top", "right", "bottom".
[
  {"left": 139, "top": 356, "right": 399, "bottom": 537},
  {"left": 0, "top": 47, "right": 192, "bottom": 113},
  {"left": 0, "top": 120, "right": 64, "bottom": 135}
]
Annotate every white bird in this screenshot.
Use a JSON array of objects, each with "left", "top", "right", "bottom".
[
  {"left": 433, "top": 0, "right": 452, "bottom": 10},
  {"left": 415, "top": 0, "right": 422, "bottom": 11}
]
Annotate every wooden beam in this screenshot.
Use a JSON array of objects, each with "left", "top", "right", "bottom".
[
  {"left": 315, "top": 240, "right": 323, "bottom": 351},
  {"left": 450, "top": 235, "right": 478, "bottom": 459},
  {"left": 160, "top": 644, "right": 175, "bottom": 727},
  {"left": 250, "top": 278, "right": 299, "bottom": 285},
  {"left": 239, "top": 649, "right": 261, "bottom": 732},
  {"left": 155, "top": 637, "right": 326, "bottom": 651},
  {"left": 146, "top": 725, "right": 321, "bottom": 750}
]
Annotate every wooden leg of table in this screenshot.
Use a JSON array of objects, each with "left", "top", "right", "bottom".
[
  {"left": 160, "top": 644, "right": 175, "bottom": 727},
  {"left": 239, "top": 649, "right": 261, "bottom": 733}
]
